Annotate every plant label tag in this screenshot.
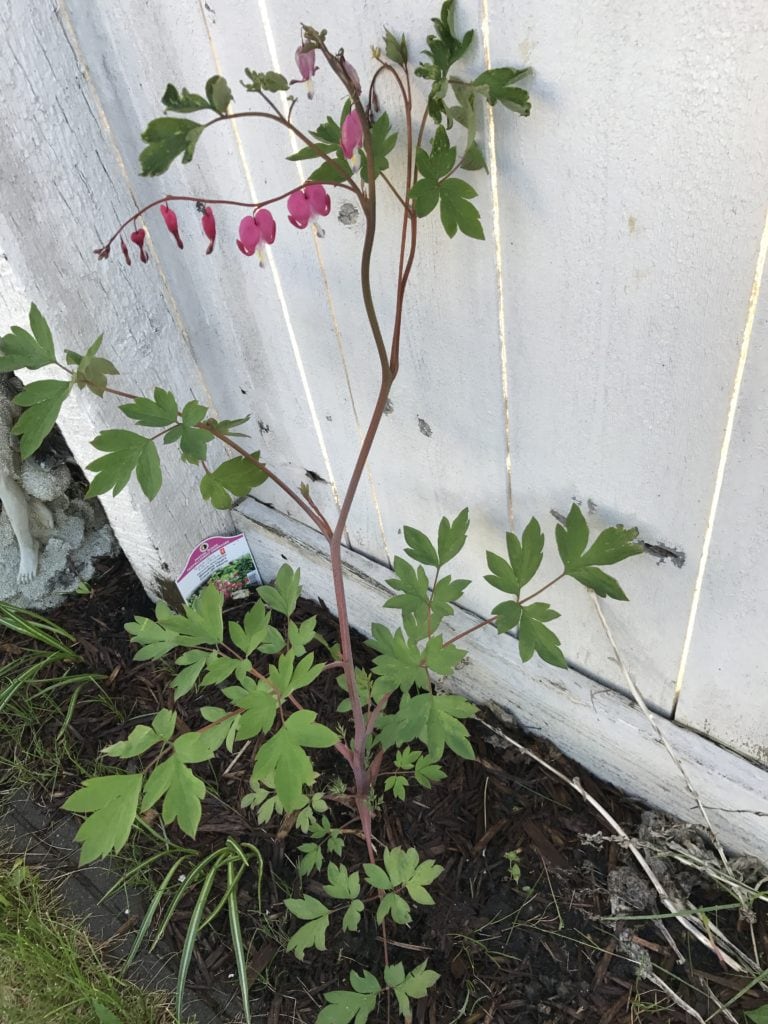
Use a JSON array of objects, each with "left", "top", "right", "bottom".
[{"left": 176, "top": 533, "right": 261, "bottom": 603}]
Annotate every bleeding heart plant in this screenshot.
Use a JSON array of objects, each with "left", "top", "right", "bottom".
[{"left": 1, "top": 3, "right": 644, "bottom": 1021}]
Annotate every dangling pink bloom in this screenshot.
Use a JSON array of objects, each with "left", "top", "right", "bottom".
[
  {"left": 130, "top": 228, "right": 149, "bottom": 263},
  {"left": 201, "top": 206, "right": 216, "bottom": 254},
  {"left": 120, "top": 236, "right": 131, "bottom": 266},
  {"left": 339, "top": 55, "right": 361, "bottom": 96},
  {"left": 341, "top": 108, "right": 364, "bottom": 166},
  {"left": 294, "top": 46, "right": 317, "bottom": 99},
  {"left": 160, "top": 203, "right": 184, "bottom": 249},
  {"left": 287, "top": 184, "right": 331, "bottom": 230},
  {"left": 237, "top": 216, "right": 259, "bottom": 256},
  {"left": 237, "top": 209, "right": 276, "bottom": 266},
  {"left": 255, "top": 209, "right": 276, "bottom": 248}
]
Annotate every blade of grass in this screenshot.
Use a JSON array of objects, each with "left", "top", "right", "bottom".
[
  {"left": 125, "top": 855, "right": 192, "bottom": 967},
  {"left": 150, "top": 849, "right": 224, "bottom": 952},
  {"left": 228, "top": 840, "right": 264, "bottom": 915},
  {"left": 199, "top": 861, "right": 245, "bottom": 931},
  {"left": 227, "top": 857, "right": 252, "bottom": 1024},
  {"left": 176, "top": 862, "right": 220, "bottom": 1020}
]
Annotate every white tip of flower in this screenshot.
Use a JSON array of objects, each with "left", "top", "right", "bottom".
[
  {"left": 306, "top": 81, "right": 314, "bottom": 101},
  {"left": 178, "top": 874, "right": 186, "bottom": 882}
]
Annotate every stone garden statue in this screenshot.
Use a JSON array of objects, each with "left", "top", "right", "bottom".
[
  {"left": 0, "top": 376, "right": 54, "bottom": 583},
  {"left": 0, "top": 375, "right": 116, "bottom": 608}
]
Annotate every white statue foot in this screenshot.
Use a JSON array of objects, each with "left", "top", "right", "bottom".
[
  {"left": 17, "top": 540, "right": 39, "bottom": 584},
  {"left": 31, "top": 498, "right": 55, "bottom": 532}
]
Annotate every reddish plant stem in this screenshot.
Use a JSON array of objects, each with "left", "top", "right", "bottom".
[
  {"left": 442, "top": 572, "right": 569, "bottom": 647},
  {"left": 98, "top": 96, "right": 363, "bottom": 253},
  {"left": 75, "top": 373, "right": 329, "bottom": 538},
  {"left": 97, "top": 184, "right": 355, "bottom": 254},
  {"left": 201, "top": 422, "right": 332, "bottom": 537}
]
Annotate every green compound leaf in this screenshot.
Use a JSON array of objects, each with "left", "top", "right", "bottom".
[
  {"left": 486, "top": 516, "right": 546, "bottom": 600},
  {"left": 568, "top": 565, "right": 630, "bottom": 600},
  {"left": 258, "top": 564, "right": 301, "bottom": 617},
  {"left": 12, "top": 379, "right": 71, "bottom": 459},
  {"left": 367, "top": 625, "right": 425, "bottom": 691},
  {"left": 66, "top": 335, "right": 119, "bottom": 396},
  {"left": 460, "top": 139, "right": 487, "bottom": 171},
  {"left": 0, "top": 305, "right": 56, "bottom": 371},
  {"left": 200, "top": 454, "right": 268, "bottom": 510},
  {"left": 28, "top": 304, "right": 54, "bottom": 359},
  {"left": 242, "top": 69, "right": 289, "bottom": 93},
  {"left": 307, "top": 159, "right": 355, "bottom": 186},
  {"left": 409, "top": 178, "right": 440, "bottom": 217},
  {"left": 416, "top": 0, "right": 475, "bottom": 122},
  {"left": 555, "top": 503, "right": 643, "bottom": 600},
  {"left": 63, "top": 774, "right": 143, "bottom": 865},
  {"left": 414, "top": 756, "right": 446, "bottom": 788},
  {"left": 472, "top": 67, "right": 531, "bottom": 114},
  {"left": 384, "top": 775, "right": 408, "bottom": 800},
  {"left": 387, "top": 562, "right": 469, "bottom": 638},
  {"left": 376, "top": 891, "right": 411, "bottom": 925},
  {"left": 221, "top": 682, "right": 277, "bottom": 740},
  {"left": 511, "top": 517, "right": 545, "bottom": 589},
  {"left": 163, "top": 423, "right": 211, "bottom": 463},
  {"left": 389, "top": 960, "right": 440, "bottom": 1019},
  {"left": 125, "top": 583, "right": 224, "bottom": 659},
  {"left": 251, "top": 711, "right": 338, "bottom": 812},
  {"left": 120, "top": 388, "right": 179, "bottom": 427},
  {"left": 162, "top": 82, "right": 210, "bottom": 113},
  {"left": 287, "top": 141, "right": 337, "bottom": 163},
  {"left": 86, "top": 429, "right": 162, "bottom": 500},
  {"left": 377, "top": 693, "right": 476, "bottom": 760},
  {"left": 174, "top": 718, "right": 231, "bottom": 763},
  {"left": 268, "top": 651, "right": 325, "bottom": 698},
  {"left": 323, "top": 863, "right": 361, "bottom": 901},
  {"left": 205, "top": 74, "right": 232, "bottom": 114},
  {"left": 227, "top": 601, "right": 274, "bottom": 657},
  {"left": 341, "top": 899, "right": 364, "bottom": 933},
  {"left": 102, "top": 709, "right": 177, "bottom": 759},
  {"left": 383, "top": 28, "right": 408, "bottom": 65},
  {"left": 317, "top": 970, "right": 380, "bottom": 1024},
  {"left": 439, "top": 177, "right": 484, "bottom": 240},
  {"left": 402, "top": 524, "right": 440, "bottom": 567},
  {"left": 363, "top": 847, "right": 443, "bottom": 918},
  {"left": 284, "top": 894, "right": 329, "bottom": 960},
  {"left": 360, "top": 112, "right": 398, "bottom": 184},
  {"left": 141, "top": 754, "right": 206, "bottom": 837},
  {"left": 517, "top": 603, "right": 566, "bottom": 668},
  {"left": 436, "top": 507, "right": 470, "bottom": 564},
  {"left": 555, "top": 503, "right": 589, "bottom": 567},
  {"left": 422, "top": 635, "right": 466, "bottom": 677},
  {"left": 140, "top": 117, "right": 204, "bottom": 176}
]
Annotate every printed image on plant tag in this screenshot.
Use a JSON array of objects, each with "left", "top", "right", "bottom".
[{"left": 176, "top": 533, "right": 261, "bottom": 603}]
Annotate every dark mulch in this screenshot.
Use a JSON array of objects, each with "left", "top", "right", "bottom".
[{"left": 4, "top": 555, "right": 766, "bottom": 1023}]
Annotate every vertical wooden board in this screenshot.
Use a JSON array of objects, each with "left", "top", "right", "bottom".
[
  {"left": 248, "top": 2, "right": 514, "bottom": 609},
  {"left": 675, "top": 244, "right": 768, "bottom": 764},
  {"left": 484, "top": 0, "right": 768, "bottom": 711},
  {"left": 64, "top": 0, "right": 372, "bottom": 542},
  {"left": 0, "top": 0, "right": 232, "bottom": 596}
]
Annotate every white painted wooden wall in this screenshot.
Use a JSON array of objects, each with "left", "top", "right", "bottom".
[{"left": 2, "top": 1, "right": 767, "bottom": 850}]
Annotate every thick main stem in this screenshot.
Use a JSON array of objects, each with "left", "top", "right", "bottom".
[{"left": 329, "top": 378, "right": 395, "bottom": 800}]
